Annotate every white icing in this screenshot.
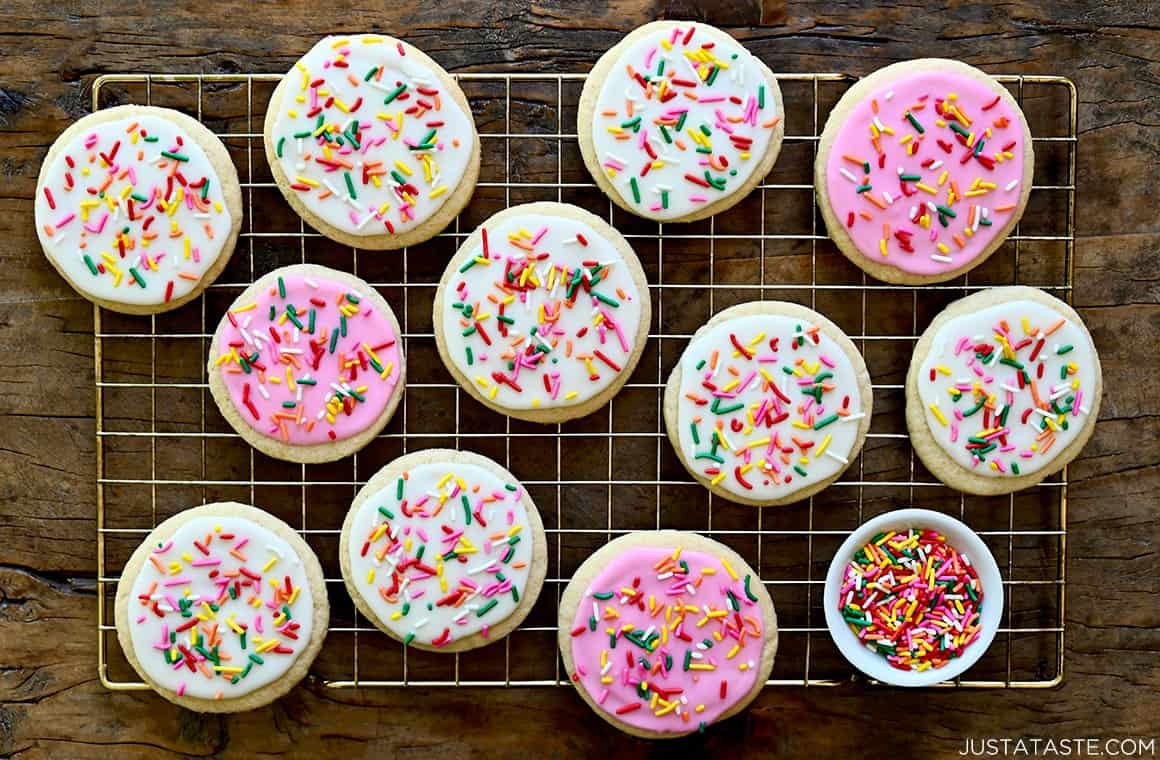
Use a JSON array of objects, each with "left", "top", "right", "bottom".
[
  {"left": 269, "top": 34, "right": 476, "bottom": 236},
  {"left": 675, "top": 312, "right": 866, "bottom": 501},
  {"left": 916, "top": 298, "right": 1098, "bottom": 477},
  {"left": 346, "top": 460, "right": 534, "bottom": 647},
  {"left": 35, "top": 112, "right": 234, "bottom": 306},
  {"left": 440, "top": 212, "right": 644, "bottom": 411},
  {"left": 588, "top": 22, "right": 780, "bottom": 220},
  {"left": 125, "top": 515, "right": 313, "bottom": 700}
]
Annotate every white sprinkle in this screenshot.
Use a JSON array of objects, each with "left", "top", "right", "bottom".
[
  {"left": 932, "top": 254, "right": 953, "bottom": 263},
  {"left": 885, "top": 90, "right": 895, "bottom": 101},
  {"left": 929, "top": 160, "right": 944, "bottom": 170},
  {"left": 257, "top": 384, "right": 270, "bottom": 400},
  {"left": 840, "top": 168, "right": 859, "bottom": 183},
  {"left": 841, "top": 412, "right": 866, "bottom": 423},
  {"left": 1005, "top": 179, "right": 1019, "bottom": 191}
]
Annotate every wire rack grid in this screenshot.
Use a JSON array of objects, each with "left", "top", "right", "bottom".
[{"left": 93, "top": 69, "right": 1077, "bottom": 690}]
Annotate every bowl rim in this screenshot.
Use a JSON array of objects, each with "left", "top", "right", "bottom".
[{"left": 823, "top": 507, "right": 1005, "bottom": 687}]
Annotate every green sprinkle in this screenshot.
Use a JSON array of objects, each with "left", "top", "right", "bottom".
[
  {"left": 793, "top": 465, "right": 808, "bottom": 477},
  {"left": 329, "top": 328, "right": 339, "bottom": 354},
  {"left": 276, "top": 137, "right": 285, "bottom": 158},
  {"left": 813, "top": 413, "right": 839, "bottom": 430},
  {"left": 758, "top": 85, "right": 765, "bottom": 109},
  {"left": 690, "top": 423, "right": 700, "bottom": 445},
  {"left": 129, "top": 267, "right": 146, "bottom": 288},
  {"left": 403, "top": 632, "right": 415, "bottom": 646},
  {"left": 462, "top": 494, "right": 472, "bottom": 524},
  {"left": 743, "top": 575, "right": 759, "bottom": 602},
  {"left": 1056, "top": 344, "right": 1073, "bottom": 355},
  {"left": 383, "top": 83, "right": 407, "bottom": 104},
  {"left": 477, "top": 599, "right": 499, "bottom": 617},
  {"left": 344, "top": 171, "right": 357, "bottom": 199},
  {"left": 161, "top": 150, "right": 189, "bottom": 162},
  {"left": 378, "top": 506, "right": 395, "bottom": 520},
  {"left": 630, "top": 177, "right": 641, "bottom": 204},
  {"left": 905, "top": 112, "right": 924, "bottom": 133},
  {"left": 593, "top": 291, "right": 620, "bottom": 308},
  {"left": 83, "top": 255, "right": 99, "bottom": 276}
]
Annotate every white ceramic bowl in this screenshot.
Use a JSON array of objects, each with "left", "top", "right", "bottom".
[{"left": 823, "top": 508, "right": 1004, "bottom": 687}]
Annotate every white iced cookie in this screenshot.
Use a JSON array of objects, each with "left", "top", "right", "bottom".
[
  {"left": 264, "top": 33, "right": 481, "bottom": 249},
  {"left": 35, "top": 105, "right": 242, "bottom": 313},
  {"left": 433, "top": 202, "right": 650, "bottom": 423},
  {"left": 114, "top": 502, "right": 328, "bottom": 712},
  {"left": 664, "top": 301, "right": 873, "bottom": 506},
  {"left": 906, "top": 286, "right": 1101, "bottom": 495},
  {"left": 340, "top": 449, "right": 546, "bottom": 652},
  {"left": 578, "top": 20, "right": 785, "bottom": 222}
]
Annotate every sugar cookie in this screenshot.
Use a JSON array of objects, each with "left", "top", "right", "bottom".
[
  {"left": 906, "top": 286, "right": 1100, "bottom": 494},
  {"left": 208, "top": 264, "right": 405, "bottom": 463},
  {"left": 559, "top": 530, "right": 777, "bottom": 738},
  {"left": 35, "top": 105, "right": 242, "bottom": 313},
  {"left": 664, "top": 301, "right": 872, "bottom": 506},
  {"left": 264, "top": 34, "right": 480, "bottom": 249},
  {"left": 114, "top": 502, "right": 328, "bottom": 711},
  {"left": 816, "top": 59, "right": 1033, "bottom": 284}
]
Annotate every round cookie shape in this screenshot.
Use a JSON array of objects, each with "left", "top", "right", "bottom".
[
  {"left": 264, "top": 34, "right": 481, "bottom": 249},
  {"left": 906, "top": 286, "right": 1101, "bottom": 495},
  {"left": 432, "top": 202, "right": 650, "bottom": 423},
  {"left": 114, "top": 502, "right": 328, "bottom": 712},
  {"left": 35, "top": 105, "right": 242, "bottom": 313},
  {"left": 816, "top": 59, "right": 1034, "bottom": 284},
  {"left": 578, "top": 21, "right": 785, "bottom": 223},
  {"left": 340, "top": 449, "right": 546, "bottom": 652},
  {"left": 558, "top": 530, "right": 777, "bottom": 738},
  {"left": 208, "top": 264, "right": 405, "bottom": 463},
  {"left": 664, "top": 301, "right": 872, "bottom": 507}
]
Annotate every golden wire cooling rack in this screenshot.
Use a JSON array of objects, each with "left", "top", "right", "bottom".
[{"left": 93, "top": 70, "right": 1076, "bottom": 689}]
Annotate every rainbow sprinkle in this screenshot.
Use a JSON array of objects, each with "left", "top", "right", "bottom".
[{"left": 839, "top": 529, "right": 983, "bottom": 672}]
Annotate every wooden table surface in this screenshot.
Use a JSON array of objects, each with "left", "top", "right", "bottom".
[{"left": 2, "top": 1, "right": 1158, "bottom": 756}]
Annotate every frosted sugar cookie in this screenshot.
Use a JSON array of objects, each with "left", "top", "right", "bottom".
[
  {"left": 432, "top": 202, "right": 650, "bottom": 423},
  {"left": 114, "top": 502, "right": 328, "bottom": 711},
  {"left": 208, "top": 264, "right": 405, "bottom": 463},
  {"left": 35, "top": 105, "right": 242, "bottom": 313},
  {"left": 559, "top": 530, "right": 777, "bottom": 738},
  {"left": 664, "top": 301, "right": 872, "bottom": 507},
  {"left": 340, "top": 449, "right": 546, "bottom": 652},
  {"left": 816, "top": 59, "right": 1034, "bottom": 284},
  {"left": 264, "top": 34, "right": 480, "bottom": 249},
  {"left": 906, "top": 286, "right": 1101, "bottom": 495},
  {"left": 578, "top": 21, "right": 784, "bottom": 222}
]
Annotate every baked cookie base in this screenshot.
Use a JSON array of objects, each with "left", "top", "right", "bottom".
[
  {"left": 262, "top": 37, "right": 481, "bottom": 251},
  {"left": 577, "top": 20, "right": 785, "bottom": 224}
]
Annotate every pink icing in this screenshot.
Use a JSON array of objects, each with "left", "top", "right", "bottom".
[
  {"left": 568, "top": 545, "right": 765, "bottom": 733},
  {"left": 215, "top": 273, "right": 401, "bottom": 445},
  {"left": 824, "top": 69, "right": 1027, "bottom": 276}
]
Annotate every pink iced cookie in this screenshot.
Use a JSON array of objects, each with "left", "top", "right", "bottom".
[
  {"left": 208, "top": 264, "right": 405, "bottom": 463},
  {"left": 816, "top": 59, "right": 1034, "bottom": 284},
  {"left": 558, "top": 531, "right": 778, "bottom": 738}
]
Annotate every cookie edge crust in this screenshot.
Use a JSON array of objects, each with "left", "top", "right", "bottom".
[
  {"left": 262, "top": 34, "right": 481, "bottom": 251},
  {"left": 577, "top": 20, "right": 785, "bottom": 224}
]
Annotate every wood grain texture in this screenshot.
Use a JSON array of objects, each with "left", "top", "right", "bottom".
[{"left": 1, "top": 0, "right": 1158, "bottom": 756}]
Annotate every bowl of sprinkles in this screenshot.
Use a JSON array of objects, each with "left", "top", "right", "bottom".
[{"left": 824, "top": 508, "right": 1003, "bottom": 686}]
